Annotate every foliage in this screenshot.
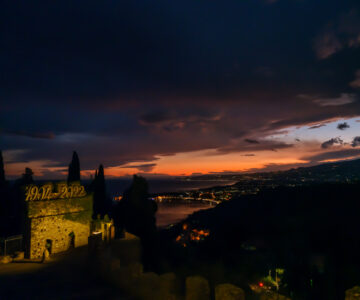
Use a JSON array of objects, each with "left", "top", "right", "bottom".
[
  {"left": 114, "top": 175, "right": 157, "bottom": 236},
  {"left": 0, "top": 150, "right": 5, "bottom": 186},
  {"left": 67, "top": 151, "right": 80, "bottom": 182},
  {"left": 113, "top": 175, "right": 158, "bottom": 270},
  {"left": 91, "top": 164, "right": 112, "bottom": 219}
]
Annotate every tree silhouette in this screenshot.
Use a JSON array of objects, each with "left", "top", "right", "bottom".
[
  {"left": 0, "top": 150, "right": 10, "bottom": 233},
  {"left": 20, "top": 168, "right": 34, "bottom": 185},
  {"left": 68, "top": 151, "right": 80, "bottom": 182},
  {"left": 92, "top": 164, "right": 111, "bottom": 219},
  {"left": 113, "top": 175, "right": 158, "bottom": 270},
  {"left": 0, "top": 150, "right": 5, "bottom": 186},
  {"left": 10, "top": 167, "right": 35, "bottom": 235}
]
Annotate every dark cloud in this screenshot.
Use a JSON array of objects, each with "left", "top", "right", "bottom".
[
  {"left": 313, "top": 94, "right": 356, "bottom": 107},
  {"left": 3, "top": 130, "right": 55, "bottom": 139},
  {"left": 121, "top": 163, "right": 157, "bottom": 173},
  {"left": 253, "top": 66, "right": 275, "bottom": 78},
  {"left": 314, "top": 32, "right": 343, "bottom": 60},
  {"left": 298, "top": 93, "right": 357, "bottom": 107},
  {"left": 321, "top": 137, "right": 344, "bottom": 149},
  {"left": 350, "top": 70, "right": 360, "bottom": 88},
  {"left": 244, "top": 139, "right": 260, "bottom": 144},
  {"left": 337, "top": 122, "right": 350, "bottom": 130},
  {"left": 314, "top": 9, "right": 360, "bottom": 59},
  {"left": 218, "top": 140, "right": 293, "bottom": 154},
  {"left": 209, "top": 170, "right": 243, "bottom": 175},
  {"left": 139, "top": 110, "right": 223, "bottom": 133},
  {"left": 1, "top": 0, "right": 359, "bottom": 103},
  {"left": 246, "top": 162, "right": 315, "bottom": 173},
  {"left": 303, "top": 148, "right": 360, "bottom": 162},
  {"left": 241, "top": 154, "right": 256, "bottom": 157},
  {"left": 352, "top": 136, "right": 360, "bottom": 147},
  {"left": 1, "top": 0, "right": 360, "bottom": 177},
  {"left": 139, "top": 112, "right": 173, "bottom": 125},
  {"left": 308, "top": 124, "right": 327, "bottom": 130}
]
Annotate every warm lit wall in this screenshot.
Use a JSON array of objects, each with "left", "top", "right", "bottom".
[{"left": 25, "top": 194, "right": 93, "bottom": 259}]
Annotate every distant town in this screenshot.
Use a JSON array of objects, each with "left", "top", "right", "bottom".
[{"left": 147, "top": 158, "right": 360, "bottom": 205}]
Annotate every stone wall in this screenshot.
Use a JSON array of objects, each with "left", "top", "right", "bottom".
[
  {"left": 25, "top": 194, "right": 92, "bottom": 259},
  {"left": 346, "top": 286, "right": 360, "bottom": 300},
  {"left": 27, "top": 196, "right": 92, "bottom": 218}
]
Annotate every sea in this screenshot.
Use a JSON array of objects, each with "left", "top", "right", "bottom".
[
  {"left": 105, "top": 178, "right": 236, "bottom": 196},
  {"left": 106, "top": 178, "right": 236, "bottom": 228}
]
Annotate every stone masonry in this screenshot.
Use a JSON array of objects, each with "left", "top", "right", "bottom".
[{"left": 25, "top": 183, "right": 93, "bottom": 259}]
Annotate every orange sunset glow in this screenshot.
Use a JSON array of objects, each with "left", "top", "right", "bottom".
[{"left": 5, "top": 118, "right": 360, "bottom": 179}]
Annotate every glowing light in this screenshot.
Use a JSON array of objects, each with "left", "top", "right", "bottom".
[
  {"left": 113, "top": 195, "right": 123, "bottom": 201},
  {"left": 25, "top": 182, "right": 86, "bottom": 201}
]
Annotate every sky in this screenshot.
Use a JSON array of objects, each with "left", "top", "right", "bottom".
[{"left": 1, "top": 0, "right": 360, "bottom": 179}]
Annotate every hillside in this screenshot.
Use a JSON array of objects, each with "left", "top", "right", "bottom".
[
  {"left": 187, "top": 158, "right": 360, "bottom": 183},
  {"left": 160, "top": 181, "right": 360, "bottom": 300}
]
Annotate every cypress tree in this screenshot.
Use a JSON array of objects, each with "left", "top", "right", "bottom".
[
  {"left": 0, "top": 150, "right": 5, "bottom": 186},
  {"left": 113, "top": 175, "right": 158, "bottom": 270},
  {"left": 12, "top": 167, "right": 34, "bottom": 235},
  {"left": 97, "top": 165, "right": 105, "bottom": 184},
  {"left": 92, "top": 164, "right": 110, "bottom": 218},
  {"left": 0, "top": 150, "right": 8, "bottom": 222},
  {"left": 22, "top": 168, "right": 34, "bottom": 185},
  {"left": 68, "top": 151, "right": 80, "bottom": 182}
]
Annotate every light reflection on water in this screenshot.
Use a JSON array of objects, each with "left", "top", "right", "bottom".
[{"left": 156, "top": 203, "right": 211, "bottom": 228}]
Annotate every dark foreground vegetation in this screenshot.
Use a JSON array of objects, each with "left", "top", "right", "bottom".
[{"left": 158, "top": 182, "right": 360, "bottom": 300}]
